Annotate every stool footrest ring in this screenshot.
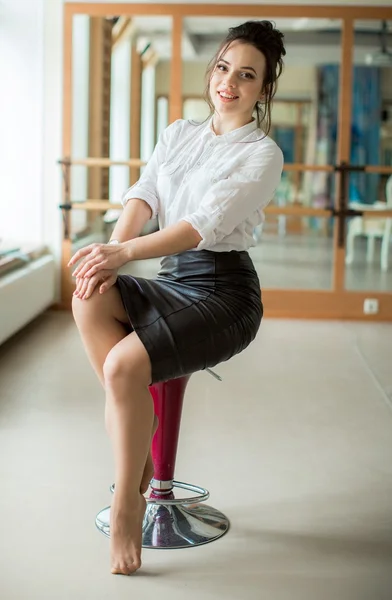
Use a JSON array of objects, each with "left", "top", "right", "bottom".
[
  {"left": 110, "top": 480, "right": 210, "bottom": 505},
  {"left": 98, "top": 480, "right": 230, "bottom": 549}
]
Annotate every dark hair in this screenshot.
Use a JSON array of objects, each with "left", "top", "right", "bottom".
[{"left": 204, "top": 21, "right": 286, "bottom": 136}]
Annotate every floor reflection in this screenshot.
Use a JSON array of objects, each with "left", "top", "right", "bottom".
[{"left": 121, "top": 233, "right": 392, "bottom": 292}]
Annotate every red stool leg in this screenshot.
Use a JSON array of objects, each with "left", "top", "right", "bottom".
[
  {"left": 96, "top": 376, "right": 230, "bottom": 549},
  {"left": 149, "top": 376, "right": 190, "bottom": 493}
]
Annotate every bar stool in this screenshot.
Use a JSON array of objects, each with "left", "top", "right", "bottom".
[{"left": 95, "top": 375, "right": 230, "bottom": 549}]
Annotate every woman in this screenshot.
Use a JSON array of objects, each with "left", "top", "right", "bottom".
[{"left": 69, "top": 20, "right": 286, "bottom": 576}]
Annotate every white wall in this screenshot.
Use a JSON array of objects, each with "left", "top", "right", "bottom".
[
  {"left": 156, "top": 61, "right": 204, "bottom": 96},
  {"left": 0, "top": 0, "right": 63, "bottom": 298},
  {"left": 42, "top": 0, "right": 63, "bottom": 299},
  {"left": 0, "top": 0, "right": 45, "bottom": 244}
]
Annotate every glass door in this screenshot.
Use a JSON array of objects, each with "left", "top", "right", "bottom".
[
  {"left": 344, "top": 20, "right": 392, "bottom": 296},
  {"left": 60, "top": 4, "right": 392, "bottom": 319}
]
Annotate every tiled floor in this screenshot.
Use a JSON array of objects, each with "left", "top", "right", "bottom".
[{"left": 1, "top": 311, "right": 392, "bottom": 599}]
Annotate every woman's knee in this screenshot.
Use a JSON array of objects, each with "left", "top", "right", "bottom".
[
  {"left": 71, "top": 290, "right": 100, "bottom": 325},
  {"left": 103, "top": 338, "right": 151, "bottom": 390},
  {"left": 72, "top": 286, "right": 128, "bottom": 326},
  {"left": 72, "top": 287, "right": 115, "bottom": 324}
]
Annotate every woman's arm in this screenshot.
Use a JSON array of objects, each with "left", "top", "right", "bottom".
[
  {"left": 69, "top": 214, "right": 201, "bottom": 279},
  {"left": 109, "top": 198, "right": 153, "bottom": 243},
  {"left": 123, "top": 220, "right": 202, "bottom": 261},
  {"left": 181, "top": 143, "right": 284, "bottom": 250}
]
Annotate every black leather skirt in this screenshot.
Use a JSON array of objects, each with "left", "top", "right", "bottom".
[{"left": 116, "top": 250, "right": 263, "bottom": 383}]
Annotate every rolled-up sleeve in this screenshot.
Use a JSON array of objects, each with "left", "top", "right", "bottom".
[
  {"left": 181, "top": 144, "right": 283, "bottom": 249},
  {"left": 121, "top": 121, "right": 179, "bottom": 218}
]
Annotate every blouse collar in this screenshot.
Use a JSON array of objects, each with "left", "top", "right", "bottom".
[{"left": 207, "top": 117, "right": 259, "bottom": 143}]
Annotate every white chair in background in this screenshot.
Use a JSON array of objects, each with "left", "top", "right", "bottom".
[{"left": 345, "top": 175, "right": 392, "bottom": 272}]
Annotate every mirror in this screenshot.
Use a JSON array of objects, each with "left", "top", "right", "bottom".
[
  {"left": 68, "top": 14, "right": 391, "bottom": 293},
  {"left": 344, "top": 19, "right": 392, "bottom": 291}
]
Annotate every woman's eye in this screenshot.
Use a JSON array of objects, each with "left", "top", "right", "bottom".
[{"left": 216, "top": 65, "right": 253, "bottom": 79}]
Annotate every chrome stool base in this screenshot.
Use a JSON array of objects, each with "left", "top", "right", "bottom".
[{"left": 95, "top": 480, "right": 230, "bottom": 549}]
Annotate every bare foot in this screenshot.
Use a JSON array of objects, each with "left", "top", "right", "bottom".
[
  {"left": 140, "top": 414, "right": 159, "bottom": 494},
  {"left": 110, "top": 493, "right": 147, "bottom": 576}
]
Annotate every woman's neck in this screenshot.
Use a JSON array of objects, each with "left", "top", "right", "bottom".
[{"left": 212, "top": 114, "right": 254, "bottom": 136}]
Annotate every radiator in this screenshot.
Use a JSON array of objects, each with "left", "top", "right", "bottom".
[{"left": 0, "top": 254, "right": 56, "bottom": 345}]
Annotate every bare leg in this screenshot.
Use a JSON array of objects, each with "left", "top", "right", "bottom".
[
  {"left": 72, "top": 285, "right": 129, "bottom": 386},
  {"left": 72, "top": 288, "right": 156, "bottom": 494},
  {"left": 140, "top": 413, "right": 159, "bottom": 493},
  {"left": 103, "top": 332, "right": 154, "bottom": 575}
]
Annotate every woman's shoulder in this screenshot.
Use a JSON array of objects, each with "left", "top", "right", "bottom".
[
  {"left": 246, "top": 130, "right": 284, "bottom": 169},
  {"left": 253, "top": 129, "right": 282, "bottom": 151}
]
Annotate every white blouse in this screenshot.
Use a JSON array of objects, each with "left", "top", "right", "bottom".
[{"left": 121, "top": 117, "right": 283, "bottom": 252}]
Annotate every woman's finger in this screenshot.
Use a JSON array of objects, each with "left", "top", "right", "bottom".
[
  {"left": 99, "top": 273, "right": 117, "bottom": 294},
  {"left": 73, "top": 257, "right": 103, "bottom": 279},
  {"left": 74, "top": 277, "right": 96, "bottom": 299},
  {"left": 78, "top": 277, "right": 90, "bottom": 299},
  {"left": 83, "top": 261, "right": 107, "bottom": 279},
  {"left": 72, "top": 255, "right": 93, "bottom": 278},
  {"left": 73, "top": 269, "right": 117, "bottom": 299},
  {"left": 82, "top": 275, "right": 102, "bottom": 300},
  {"left": 77, "top": 270, "right": 115, "bottom": 299},
  {"left": 84, "top": 270, "right": 116, "bottom": 299},
  {"left": 68, "top": 244, "right": 96, "bottom": 267},
  {"left": 72, "top": 259, "right": 90, "bottom": 279},
  {"left": 73, "top": 277, "right": 84, "bottom": 297}
]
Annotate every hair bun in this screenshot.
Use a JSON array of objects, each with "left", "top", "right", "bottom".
[{"left": 228, "top": 21, "right": 286, "bottom": 62}]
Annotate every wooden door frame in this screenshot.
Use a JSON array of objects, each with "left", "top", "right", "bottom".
[{"left": 61, "top": 3, "right": 392, "bottom": 319}]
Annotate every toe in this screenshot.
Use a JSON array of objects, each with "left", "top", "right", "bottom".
[
  {"left": 111, "top": 557, "right": 141, "bottom": 576},
  {"left": 111, "top": 563, "right": 133, "bottom": 576},
  {"left": 111, "top": 565, "right": 123, "bottom": 575}
]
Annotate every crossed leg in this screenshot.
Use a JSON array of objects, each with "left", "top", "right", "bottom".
[{"left": 72, "top": 286, "right": 157, "bottom": 574}]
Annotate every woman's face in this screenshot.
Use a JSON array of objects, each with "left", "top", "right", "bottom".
[{"left": 209, "top": 41, "right": 266, "bottom": 123}]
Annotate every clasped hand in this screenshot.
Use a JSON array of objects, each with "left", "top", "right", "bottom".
[{"left": 68, "top": 242, "right": 128, "bottom": 300}]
